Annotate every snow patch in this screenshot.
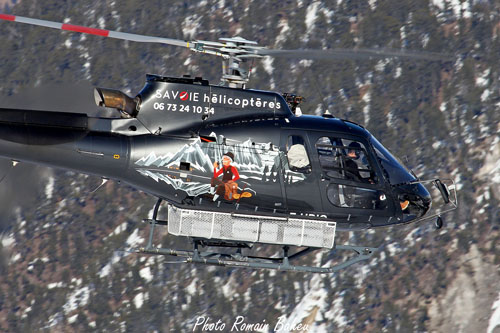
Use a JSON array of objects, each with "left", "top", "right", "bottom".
[
  {"left": 476, "top": 68, "right": 490, "bottom": 87},
  {"left": 139, "top": 266, "right": 153, "bottom": 283},
  {"left": 400, "top": 26, "right": 407, "bottom": 46},
  {"left": 481, "top": 89, "right": 491, "bottom": 102},
  {"left": 478, "top": 139, "right": 500, "bottom": 184},
  {"left": 321, "top": 7, "right": 334, "bottom": 25},
  {"left": 19, "top": 219, "right": 26, "bottom": 236},
  {"left": 126, "top": 229, "right": 144, "bottom": 248},
  {"left": 22, "top": 306, "right": 32, "bottom": 319},
  {"left": 68, "top": 314, "right": 78, "bottom": 324},
  {"left": 262, "top": 57, "right": 274, "bottom": 75},
  {"left": 48, "top": 282, "right": 64, "bottom": 289},
  {"left": 2, "top": 233, "right": 15, "bottom": 248},
  {"left": 133, "top": 292, "right": 148, "bottom": 309},
  {"left": 362, "top": 89, "right": 371, "bottom": 125},
  {"left": 375, "top": 59, "right": 389, "bottom": 72},
  {"left": 386, "top": 242, "right": 401, "bottom": 256},
  {"left": 422, "top": 34, "right": 430, "bottom": 48},
  {"left": 404, "top": 227, "right": 422, "bottom": 247},
  {"left": 276, "top": 18, "right": 290, "bottom": 45},
  {"left": 488, "top": 292, "right": 500, "bottom": 333},
  {"left": 430, "top": 0, "right": 471, "bottom": 18},
  {"left": 280, "top": 274, "right": 326, "bottom": 331},
  {"left": 280, "top": 272, "right": 343, "bottom": 331},
  {"left": 299, "top": 59, "right": 313, "bottom": 68},
  {"left": 54, "top": 199, "right": 67, "bottom": 219},
  {"left": 186, "top": 278, "right": 198, "bottom": 295},
  {"left": 99, "top": 251, "right": 127, "bottom": 278},
  {"left": 97, "top": 17, "right": 105, "bottom": 29},
  {"left": 45, "top": 176, "right": 55, "bottom": 200},
  {"left": 440, "top": 102, "right": 447, "bottom": 112},
  {"left": 10, "top": 253, "right": 21, "bottom": 263},
  {"left": 104, "top": 222, "right": 127, "bottom": 240},
  {"left": 63, "top": 286, "right": 90, "bottom": 314},
  {"left": 28, "top": 257, "right": 49, "bottom": 270},
  {"left": 354, "top": 263, "right": 371, "bottom": 288},
  {"left": 221, "top": 278, "right": 234, "bottom": 298},
  {"left": 386, "top": 110, "right": 395, "bottom": 128},
  {"left": 46, "top": 312, "right": 63, "bottom": 328},
  {"left": 72, "top": 278, "right": 82, "bottom": 287},
  {"left": 182, "top": 15, "right": 202, "bottom": 38},
  {"left": 305, "top": 2, "right": 320, "bottom": 34},
  {"left": 395, "top": 66, "right": 402, "bottom": 78},
  {"left": 432, "top": 141, "right": 443, "bottom": 150},
  {"left": 325, "top": 294, "right": 346, "bottom": 328}
]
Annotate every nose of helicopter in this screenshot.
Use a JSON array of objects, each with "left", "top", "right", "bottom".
[{"left": 397, "top": 182, "right": 432, "bottom": 220}]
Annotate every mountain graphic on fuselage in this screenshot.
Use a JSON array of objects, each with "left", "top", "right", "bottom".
[
  {"left": 137, "top": 169, "right": 211, "bottom": 197},
  {"left": 135, "top": 138, "right": 214, "bottom": 172},
  {"left": 135, "top": 135, "right": 280, "bottom": 180}
]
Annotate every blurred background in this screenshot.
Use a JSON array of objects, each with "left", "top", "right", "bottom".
[{"left": 0, "top": 0, "right": 499, "bottom": 332}]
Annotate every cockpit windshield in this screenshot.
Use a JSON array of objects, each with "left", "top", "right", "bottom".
[{"left": 370, "top": 136, "right": 416, "bottom": 185}]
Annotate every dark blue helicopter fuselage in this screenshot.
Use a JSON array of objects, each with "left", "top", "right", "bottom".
[{"left": 0, "top": 75, "right": 431, "bottom": 231}]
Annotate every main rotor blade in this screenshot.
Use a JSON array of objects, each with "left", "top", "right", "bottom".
[
  {"left": 0, "top": 13, "right": 189, "bottom": 48},
  {"left": 0, "top": 13, "right": 452, "bottom": 63},
  {"left": 257, "top": 48, "right": 453, "bottom": 61}
]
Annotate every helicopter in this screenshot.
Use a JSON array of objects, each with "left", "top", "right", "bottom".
[{"left": 0, "top": 13, "right": 457, "bottom": 273}]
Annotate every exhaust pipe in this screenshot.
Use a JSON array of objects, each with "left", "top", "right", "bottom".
[{"left": 94, "top": 87, "right": 140, "bottom": 117}]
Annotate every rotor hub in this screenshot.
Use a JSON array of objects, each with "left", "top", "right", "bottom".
[{"left": 191, "top": 37, "right": 263, "bottom": 88}]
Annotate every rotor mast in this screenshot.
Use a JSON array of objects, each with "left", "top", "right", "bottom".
[
  {"left": 222, "top": 56, "right": 248, "bottom": 88},
  {"left": 192, "top": 37, "right": 263, "bottom": 88}
]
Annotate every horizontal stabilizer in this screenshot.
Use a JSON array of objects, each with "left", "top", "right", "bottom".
[
  {"left": 0, "top": 108, "right": 89, "bottom": 145},
  {"left": 0, "top": 108, "right": 88, "bottom": 129}
]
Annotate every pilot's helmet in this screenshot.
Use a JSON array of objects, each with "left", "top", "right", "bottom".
[{"left": 348, "top": 142, "right": 361, "bottom": 158}]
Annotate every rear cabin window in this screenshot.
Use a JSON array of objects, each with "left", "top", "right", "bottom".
[{"left": 315, "top": 137, "right": 377, "bottom": 184}]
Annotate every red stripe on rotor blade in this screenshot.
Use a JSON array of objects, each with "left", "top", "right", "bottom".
[
  {"left": 0, "top": 14, "right": 16, "bottom": 21},
  {"left": 61, "top": 24, "right": 109, "bottom": 37},
  {"left": 200, "top": 136, "right": 216, "bottom": 142}
]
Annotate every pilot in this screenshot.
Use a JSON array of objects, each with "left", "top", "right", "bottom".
[
  {"left": 345, "top": 142, "right": 363, "bottom": 181},
  {"left": 345, "top": 142, "right": 375, "bottom": 184},
  {"left": 211, "top": 152, "right": 240, "bottom": 201}
]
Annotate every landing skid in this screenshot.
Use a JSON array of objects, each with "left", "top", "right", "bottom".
[{"left": 132, "top": 199, "right": 377, "bottom": 274}]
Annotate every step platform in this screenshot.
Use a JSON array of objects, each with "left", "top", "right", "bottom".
[{"left": 167, "top": 205, "right": 336, "bottom": 249}]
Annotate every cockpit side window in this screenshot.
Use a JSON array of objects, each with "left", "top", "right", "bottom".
[
  {"left": 315, "top": 137, "right": 377, "bottom": 184},
  {"left": 286, "top": 135, "right": 311, "bottom": 174}
]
